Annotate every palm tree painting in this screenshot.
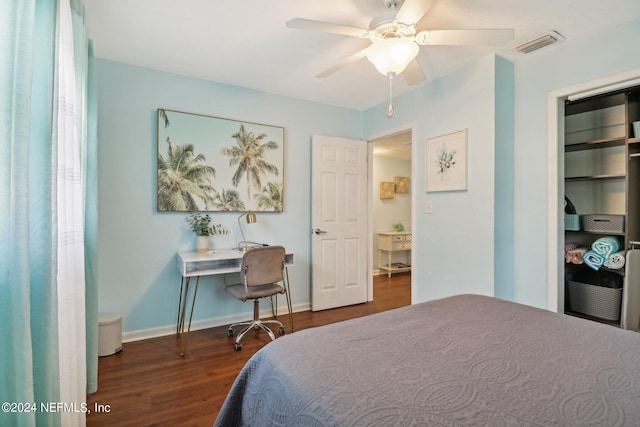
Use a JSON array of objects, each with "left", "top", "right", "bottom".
[
  {"left": 157, "top": 137, "right": 217, "bottom": 211},
  {"left": 157, "top": 109, "right": 284, "bottom": 212},
  {"left": 256, "top": 182, "right": 284, "bottom": 211},
  {"left": 220, "top": 124, "right": 279, "bottom": 211},
  {"left": 212, "top": 189, "right": 245, "bottom": 212}
]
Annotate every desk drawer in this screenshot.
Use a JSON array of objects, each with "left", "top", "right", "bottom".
[
  {"left": 378, "top": 233, "right": 412, "bottom": 251},
  {"left": 391, "top": 241, "right": 411, "bottom": 250}
]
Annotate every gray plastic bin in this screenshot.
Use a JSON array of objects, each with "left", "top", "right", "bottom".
[{"left": 568, "top": 280, "right": 622, "bottom": 321}]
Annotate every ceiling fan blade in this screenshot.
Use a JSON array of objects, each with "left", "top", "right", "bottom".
[
  {"left": 416, "top": 29, "right": 515, "bottom": 46},
  {"left": 315, "top": 49, "right": 369, "bottom": 78},
  {"left": 395, "top": 0, "right": 436, "bottom": 25},
  {"left": 402, "top": 59, "right": 426, "bottom": 85},
  {"left": 286, "top": 18, "right": 370, "bottom": 38}
]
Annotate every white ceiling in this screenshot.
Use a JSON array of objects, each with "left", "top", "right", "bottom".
[
  {"left": 374, "top": 131, "right": 412, "bottom": 160},
  {"left": 84, "top": 0, "right": 640, "bottom": 111}
]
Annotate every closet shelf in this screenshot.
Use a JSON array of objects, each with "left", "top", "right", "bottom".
[
  {"left": 564, "top": 137, "right": 625, "bottom": 152},
  {"left": 565, "top": 229, "right": 625, "bottom": 237},
  {"left": 565, "top": 174, "right": 625, "bottom": 182}
]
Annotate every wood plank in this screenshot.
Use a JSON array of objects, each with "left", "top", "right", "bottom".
[{"left": 87, "top": 273, "right": 410, "bottom": 426}]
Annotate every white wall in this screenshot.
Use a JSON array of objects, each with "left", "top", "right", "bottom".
[{"left": 372, "top": 155, "right": 411, "bottom": 267}]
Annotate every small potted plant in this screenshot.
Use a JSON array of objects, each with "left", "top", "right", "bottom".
[{"left": 185, "top": 213, "right": 228, "bottom": 253}]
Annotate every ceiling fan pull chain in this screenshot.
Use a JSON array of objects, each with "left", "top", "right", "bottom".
[{"left": 387, "top": 74, "right": 395, "bottom": 117}]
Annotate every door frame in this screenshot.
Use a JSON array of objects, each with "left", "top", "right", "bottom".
[
  {"left": 366, "top": 122, "right": 417, "bottom": 303},
  {"left": 547, "top": 68, "right": 640, "bottom": 312}
]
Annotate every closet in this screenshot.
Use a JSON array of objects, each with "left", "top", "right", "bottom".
[{"left": 564, "top": 85, "right": 640, "bottom": 328}]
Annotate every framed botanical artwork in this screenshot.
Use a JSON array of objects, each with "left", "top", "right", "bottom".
[
  {"left": 157, "top": 109, "right": 284, "bottom": 212},
  {"left": 425, "top": 129, "right": 467, "bottom": 192},
  {"left": 379, "top": 182, "right": 395, "bottom": 199},
  {"left": 395, "top": 176, "right": 409, "bottom": 193}
]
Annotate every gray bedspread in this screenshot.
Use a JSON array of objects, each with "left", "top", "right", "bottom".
[{"left": 215, "top": 294, "right": 640, "bottom": 426}]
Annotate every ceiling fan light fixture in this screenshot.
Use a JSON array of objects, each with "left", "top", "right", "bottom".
[{"left": 366, "top": 38, "right": 419, "bottom": 77}]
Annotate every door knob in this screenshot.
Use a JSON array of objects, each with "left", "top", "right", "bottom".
[{"left": 313, "top": 228, "right": 327, "bottom": 235}]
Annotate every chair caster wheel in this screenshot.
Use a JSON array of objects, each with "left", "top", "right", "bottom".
[
  {"left": 234, "top": 343, "right": 242, "bottom": 351},
  {"left": 227, "top": 329, "right": 234, "bottom": 338},
  {"left": 279, "top": 326, "right": 285, "bottom": 336}
]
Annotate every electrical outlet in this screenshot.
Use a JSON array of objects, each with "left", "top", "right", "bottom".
[{"left": 426, "top": 201, "right": 433, "bottom": 214}]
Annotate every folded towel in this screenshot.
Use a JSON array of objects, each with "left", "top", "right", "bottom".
[
  {"left": 604, "top": 250, "right": 626, "bottom": 269},
  {"left": 565, "top": 247, "right": 586, "bottom": 264},
  {"left": 583, "top": 250, "right": 606, "bottom": 270},
  {"left": 564, "top": 242, "right": 580, "bottom": 253},
  {"left": 591, "top": 236, "right": 620, "bottom": 259}
]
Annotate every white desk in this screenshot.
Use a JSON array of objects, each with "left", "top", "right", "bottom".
[{"left": 176, "top": 249, "right": 295, "bottom": 356}]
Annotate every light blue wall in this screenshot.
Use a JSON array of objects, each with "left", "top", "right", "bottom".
[
  {"left": 512, "top": 18, "right": 640, "bottom": 308},
  {"left": 364, "top": 55, "right": 503, "bottom": 302},
  {"left": 363, "top": 19, "right": 640, "bottom": 309},
  {"left": 494, "top": 56, "right": 515, "bottom": 300},
  {"left": 96, "top": 17, "right": 640, "bottom": 335},
  {"left": 95, "top": 60, "right": 362, "bottom": 333}
]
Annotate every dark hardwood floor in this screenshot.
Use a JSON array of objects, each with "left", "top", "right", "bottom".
[{"left": 87, "top": 272, "right": 410, "bottom": 427}]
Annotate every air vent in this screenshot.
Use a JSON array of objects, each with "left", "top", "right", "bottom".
[{"left": 516, "top": 31, "right": 564, "bottom": 54}]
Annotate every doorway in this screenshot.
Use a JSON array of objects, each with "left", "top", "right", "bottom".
[
  {"left": 547, "top": 69, "right": 640, "bottom": 313},
  {"left": 368, "top": 126, "right": 415, "bottom": 304}
]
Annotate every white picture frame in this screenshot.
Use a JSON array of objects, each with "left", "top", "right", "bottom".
[{"left": 425, "top": 129, "right": 468, "bottom": 192}]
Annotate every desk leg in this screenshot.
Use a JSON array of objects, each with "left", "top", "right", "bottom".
[
  {"left": 177, "top": 277, "right": 190, "bottom": 355},
  {"left": 177, "top": 277, "right": 190, "bottom": 336},
  {"left": 176, "top": 276, "right": 185, "bottom": 334},
  {"left": 178, "top": 276, "right": 200, "bottom": 357},
  {"left": 284, "top": 267, "right": 294, "bottom": 332}
]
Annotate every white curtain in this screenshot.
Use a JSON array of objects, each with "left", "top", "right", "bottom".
[
  {"left": 54, "top": 0, "right": 87, "bottom": 425},
  {"left": 1, "top": 0, "right": 95, "bottom": 425}
]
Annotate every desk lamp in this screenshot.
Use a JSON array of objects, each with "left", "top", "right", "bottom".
[{"left": 237, "top": 211, "right": 256, "bottom": 252}]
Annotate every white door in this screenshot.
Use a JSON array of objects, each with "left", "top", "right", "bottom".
[{"left": 311, "top": 134, "right": 368, "bottom": 311}]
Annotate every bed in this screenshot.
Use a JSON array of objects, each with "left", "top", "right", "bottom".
[{"left": 215, "top": 294, "right": 640, "bottom": 426}]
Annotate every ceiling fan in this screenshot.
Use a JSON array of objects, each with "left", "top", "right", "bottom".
[{"left": 286, "top": 0, "right": 515, "bottom": 85}]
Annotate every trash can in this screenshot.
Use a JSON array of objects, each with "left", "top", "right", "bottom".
[{"left": 98, "top": 313, "right": 123, "bottom": 356}]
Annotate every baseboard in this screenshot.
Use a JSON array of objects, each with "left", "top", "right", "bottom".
[{"left": 122, "top": 302, "right": 311, "bottom": 343}]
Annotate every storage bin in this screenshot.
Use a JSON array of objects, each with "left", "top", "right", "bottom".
[
  {"left": 99, "top": 313, "right": 123, "bottom": 356},
  {"left": 581, "top": 214, "right": 624, "bottom": 234},
  {"left": 567, "top": 280, "right": 622, "bottom": 321},
  {"left": 564, "top": 214, "right": 580, "bottom": 231}
]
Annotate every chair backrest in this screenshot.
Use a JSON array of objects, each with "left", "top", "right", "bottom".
[{"left": 241, "top": 246, "right": 286, "bottom": 287}]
